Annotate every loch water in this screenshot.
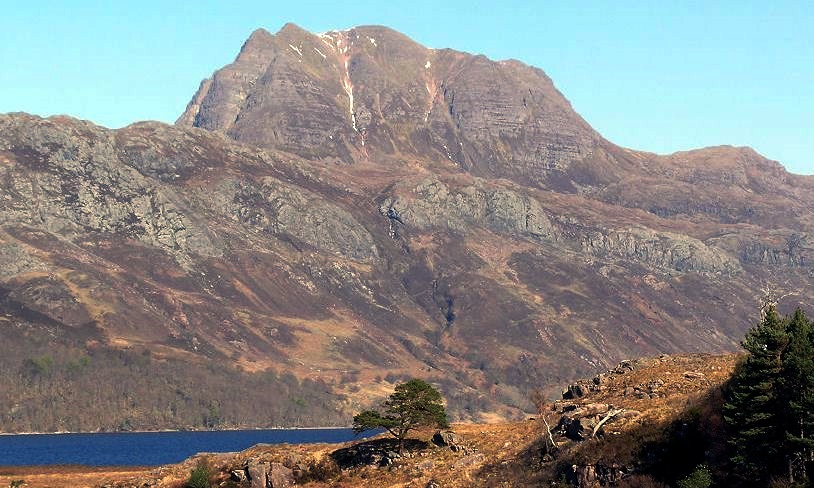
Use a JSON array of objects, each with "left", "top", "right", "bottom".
[{"left": 0, "top": 428, "right": 370, "bottom": 466}]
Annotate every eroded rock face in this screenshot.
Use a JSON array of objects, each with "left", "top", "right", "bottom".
[
  {"left": 0, "top": 114, "right": 220, "bottom": 259},
  {"left": 209, "top": 177, "right": 377, "bottom": 260},
  {"left": 0, "top": 242, "right": 48, "bottom": 279},
  {"left": 178, "top": 24, "right": 599, "bottom": 187},
  {"left": 178, "top": 25, "right": 360, "bottom": 162},
  {"left": 582, "top": 228, "right": 740, "bottom": 274},
  {"left": 1, "top": 110, "right": 810, "bottom": 428},
  {"left": 384, "top": 178, "right": 557, "bottom": 240}
]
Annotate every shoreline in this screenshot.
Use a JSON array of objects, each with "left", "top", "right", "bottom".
[{"left": 0, "top": 426, "right": 358, "bottom": 436}]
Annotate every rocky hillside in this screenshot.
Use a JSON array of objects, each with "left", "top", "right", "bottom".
[
  {"left": 0, "top": 23, "right": 812, "bottom": 431},
  {"left": 0, "top": 353, "right": 736, "bottom": 487}
]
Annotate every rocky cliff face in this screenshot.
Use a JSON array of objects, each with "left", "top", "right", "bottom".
[
  {"left": 1, "top": 23, "right": 812, "bottom": 431},
  {"left": 177, "top": 24, "right": 599, "bottom": 188}
]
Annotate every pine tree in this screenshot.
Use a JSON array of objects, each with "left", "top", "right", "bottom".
[
  {"left": 723, "top": 306, "right": 788, "bottom": 484},
  {"left": 779, "top": 307, "right": 814, "bottom": 482},
  {"left": 353, "top": 379, "right": 448, "bottom": 454}
]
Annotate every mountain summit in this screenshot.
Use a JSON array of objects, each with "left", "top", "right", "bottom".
[
  {"left": 177, "top": 23, "right": 598, "bottom": 189},
  {"left": 0, "top": 24, "right": 812, "bottom": 431}
]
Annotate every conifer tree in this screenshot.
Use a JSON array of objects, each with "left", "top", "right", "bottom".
[
  {"left": 779, "top": 308, "right": 814, "bottom": 482},
  {"left": 353, "top": 379, "right": 448, "bottom": 454},
  {"left": 723, "top": 306, "right": 788, "bottom": 484}
]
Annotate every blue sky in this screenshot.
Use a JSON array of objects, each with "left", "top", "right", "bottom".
[{"left": 2, "top": 1, "right": 811, "bottom": 173}]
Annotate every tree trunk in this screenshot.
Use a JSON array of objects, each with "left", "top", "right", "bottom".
[
  {"left": 592, "top": 408, "right": 624, "bottom": 437},
  {"left": 398, "top": 436, "right": 404, "bottom": 455}
]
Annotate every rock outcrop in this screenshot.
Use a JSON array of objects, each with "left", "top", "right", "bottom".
[
  {"left": 383, "top": 178, "right": 558, "bottom": 241},
  {"left": 431, "top": 430, "right": 470, "bottom": 453},
  {"left": 581, "top": 227, "right": 740, "bottom": 274},
  {"left": 209, "top": 177, "right": 377, "bottom": 260}
]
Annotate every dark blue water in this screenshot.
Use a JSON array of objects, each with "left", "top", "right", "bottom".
[{"left": 0, "top": 428, "right": 373, "bottom": 466}]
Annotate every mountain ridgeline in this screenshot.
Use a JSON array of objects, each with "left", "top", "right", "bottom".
[{"left": 0, "top": 23, "right": 812, "bottom": 432}]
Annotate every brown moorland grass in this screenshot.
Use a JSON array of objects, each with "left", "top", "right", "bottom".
[
  {"left": 0, "top": 353, "right": 740, "bottom": 487},
  {"left": 0, "top": 466, "right": 153, "bottom": 488}
]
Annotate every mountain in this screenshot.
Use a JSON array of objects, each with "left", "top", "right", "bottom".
[
  {"left": 1, "top": 23, "right": 812, "bottom": 432},
  {"left": 177, "top": 24, "right": 599, "bottom": 190}
]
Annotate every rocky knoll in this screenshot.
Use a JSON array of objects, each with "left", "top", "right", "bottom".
[{"left": 0, "top": 23, "right": 813, "bottom": 431}]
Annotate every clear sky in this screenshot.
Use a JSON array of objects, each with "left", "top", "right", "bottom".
[{"left": 2, "top": 1, "right": 811, "bottom": 174}]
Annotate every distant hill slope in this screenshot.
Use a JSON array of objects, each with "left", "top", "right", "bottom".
[{"left": 0, "top": 23, "right": 812, "bottom": 431}]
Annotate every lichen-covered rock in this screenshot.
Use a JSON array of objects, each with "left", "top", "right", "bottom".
[
  {"left": 269, "top": 462, "right": 294, "bottom": 487},
  {"left": 582, "top": 227, "right": 740, "bottom": 274},
  {"left": 247, "top": 459, "right": 268, "bottom": 488},
  {"left": 209, "top": 177, "right": 377, "bottom": 260},
  {"left": 451, "top": 453, "right": 486, "bottom": 469},
  {"left": 385, "top": 178, "right": 557, "bottom": 241},
  {"left": 0, "top": 114, "right": 221, "bottom": 260},
  {"left": 0, "top": 242, "right": 48, "bottom": 280},
  {"left": 230, "top": 468, "right": 248, "bottom": 482},
  {"left": 567, "top": 464, "right": 628, "bottom": 488},
  {"left": 562, "top": 383, "right": 588, "bottom": 400},
  {"left": 559, "top": 415, "right": 598, "bottom": 441}
]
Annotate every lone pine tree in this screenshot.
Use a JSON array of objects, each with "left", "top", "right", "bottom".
[{"left": 353, "top": 379, "right": 448, "bottom": 454}]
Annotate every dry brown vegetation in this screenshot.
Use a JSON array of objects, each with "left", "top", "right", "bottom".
[
  {"left": 0, "top": 353, "right": 739, "bottom": 487},
  {"left": 0, "top": 466, "right": 152, "bottom": 488}
]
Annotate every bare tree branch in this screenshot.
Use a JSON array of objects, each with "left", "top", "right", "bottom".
[
  {"left": 592, "top": 408, "right": 625, "bottom": 437},
  {"left": 542, "top": 414, "right": 556, "bottom": 449}
]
